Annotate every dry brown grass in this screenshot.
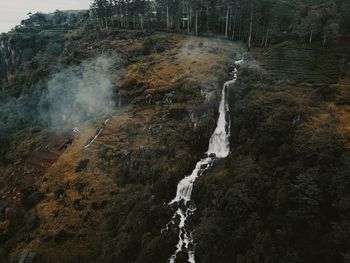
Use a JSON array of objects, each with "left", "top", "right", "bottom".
[
  {"left": 119, "top": 34, "right": 238, "bottom": 97},
  {"left": 7, "top": 32, "right": 239, "bottom": 262},
  {"left": 9, "top": 122, "right": 115, "bottom": 261},
  {"left": 334, "top": 73, "right": 350, "bottom": 148},
  {"left": 308, "top": 67, "right": 350, "bottom": 149}
]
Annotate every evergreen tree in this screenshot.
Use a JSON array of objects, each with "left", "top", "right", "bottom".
[{"left": 89, "top": 0, "right": 344, "bottom": 47}]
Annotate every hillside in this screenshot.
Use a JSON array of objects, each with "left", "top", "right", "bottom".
[
  {"left": 1, "top": 3, "right": 350, "bottom": 263},
  {"left": 0, "top": 23, "right": 245, "bottom": 262},
  {"left": 193, "top": 39, "right": 350, "bottom": 263}
]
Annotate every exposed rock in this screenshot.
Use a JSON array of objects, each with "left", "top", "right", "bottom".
[{"left": 18, "top": 251, "right": 36, "bottom": 263}]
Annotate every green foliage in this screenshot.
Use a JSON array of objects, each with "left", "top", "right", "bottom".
[
  {"left": 89, "top": 0, "right": 347, "bottom": 47},
  {"left": 142, "top": 38, "right": 155, "bottom": 55},
  {"left": 192, "top": 52, "right": 350, "bottom": 262},
  {"left": 46, "top": 41, "right": 63, "bottom": 56}
]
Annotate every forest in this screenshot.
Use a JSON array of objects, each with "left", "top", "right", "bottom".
[
  {"left": 89, "top": 0, "right": 350, "bottom": 48},
  {"left": 0, "top": 1, "right": 350, "bottom": 263}
]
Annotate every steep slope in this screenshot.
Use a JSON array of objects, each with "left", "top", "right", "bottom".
[
  {"left": 191, "top": 40, "right": 350, "bottom": 263},
  {"left": 1, "top": 31, "right": 244, "bottom": 263},
  {"left": 2, "top": 12, "right": 349, "bottom": 263}
]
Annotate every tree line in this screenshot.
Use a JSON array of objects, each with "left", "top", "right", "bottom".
[{"left": 90, "top": 0, "right": 350, "bottom": 48}]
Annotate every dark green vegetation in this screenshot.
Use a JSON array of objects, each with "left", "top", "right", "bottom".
[
  {"left": 90, "top": 0, "right": 350, "bottom": 48},
  {"left": 0, "top": 10, "right": 89, "bottom": 164},
  {"left": 193, "top": 42, "right": 350, "bottom": 263},
  {"left": 1, "top": 1, "right": 350, "bottom": 263},
  {"left": 0, "top": 12, "right": 241, "bottom": 261},
  {"left": 0, "top": 10, "right": 88, "bottom": 89}
]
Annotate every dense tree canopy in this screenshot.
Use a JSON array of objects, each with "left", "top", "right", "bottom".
[{"left": 90, "top": 0, "right": 350, "bottom": 47}]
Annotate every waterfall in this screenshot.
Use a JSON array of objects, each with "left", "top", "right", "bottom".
[
  {"left": 84, "top": 117, "right": 110, "bottom": 148},
  {"left": 163, "top": 59, "right": 242, "bottom": 263}
]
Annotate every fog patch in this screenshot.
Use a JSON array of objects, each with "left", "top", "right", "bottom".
[{"left": 40, "top": 54, "right": 117, "bottom": 127}]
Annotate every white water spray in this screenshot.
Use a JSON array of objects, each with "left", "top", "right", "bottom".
[{"left": 163, "top": 59, "right": 243, "bottom": 263}]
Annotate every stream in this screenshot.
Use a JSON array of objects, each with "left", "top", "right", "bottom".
[{"left": 163, "top": 58, "right": 243, "bottom": 263}]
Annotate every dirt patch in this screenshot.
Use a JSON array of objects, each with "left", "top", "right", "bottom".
[{"left": 0, "top": 131, "right": 74, "bottom": 209}]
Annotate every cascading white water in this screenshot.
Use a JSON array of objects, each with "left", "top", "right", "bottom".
[
  {"left": 163, "top": 59, "right": 242, "bottom": 263},
  {"left": 84, "top": 117, "right": 110, "bottom": 148},
  {"left": 206, "top": 80, "right": 231, "bottom": 158}
]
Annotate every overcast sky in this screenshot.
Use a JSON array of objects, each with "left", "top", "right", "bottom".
[{"left": 0, "top": 0, "right": 91, "bottom": 33}]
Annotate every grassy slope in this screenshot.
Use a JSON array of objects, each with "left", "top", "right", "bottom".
[
  {"left": 1, "top": 28, "right": 244, "bottom": 262},
  {"left": 3, "top": 20, "right": 350, "bottom": 262}
]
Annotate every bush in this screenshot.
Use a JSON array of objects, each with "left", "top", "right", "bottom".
[
  {"left": 46, "top": 41, "right": 63, "bottom": 56},
  {"left": 142, "top": 38, "right": 155, "bottom": 55},
  {"left": 155, "top": 44, "right": 165, "bottom": 53}
]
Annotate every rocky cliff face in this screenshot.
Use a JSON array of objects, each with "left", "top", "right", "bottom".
[{"left": 0, "top": 38, "right": 19, "bottom": 82}]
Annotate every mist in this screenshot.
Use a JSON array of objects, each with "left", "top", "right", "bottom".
[
  {"left": 39, "top": 54, "right": 118, "bottom": 128},
  {"left": 0, "top": 54, "right": 119, "bottom": 161}
]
